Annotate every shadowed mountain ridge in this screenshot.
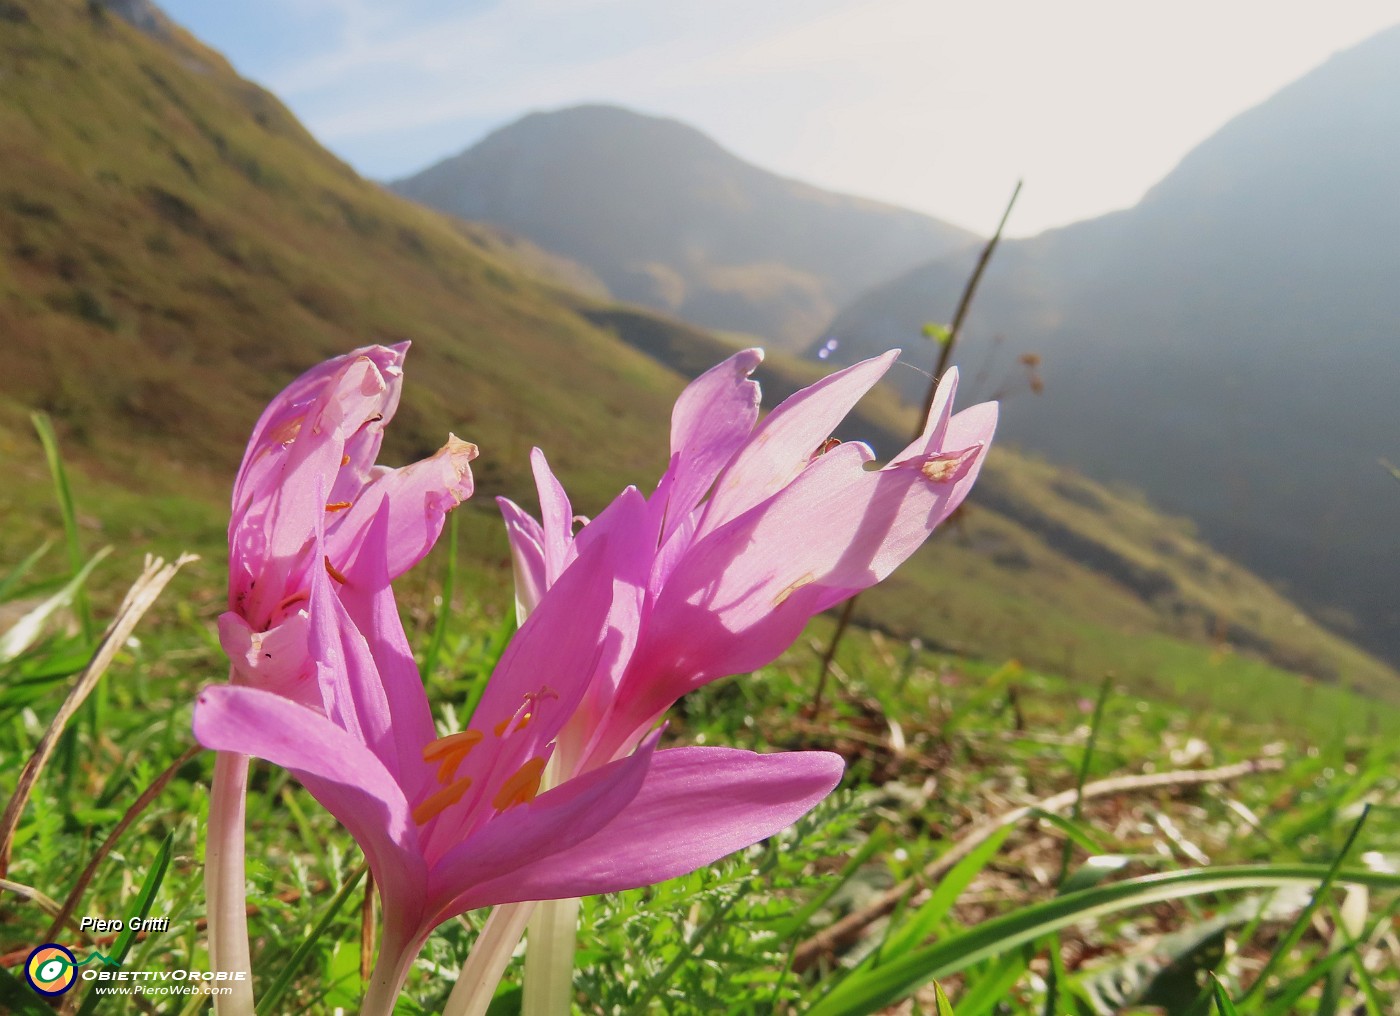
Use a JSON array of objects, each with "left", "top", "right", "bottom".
[{"left": 819, "top": 23, "right": 1400, "bottom": 664}]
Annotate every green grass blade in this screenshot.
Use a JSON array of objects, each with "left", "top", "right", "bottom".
[
  {"left": 948, "top": 948, "right": 1029, "bottom": 1016},
  {"left": 1238, "top": 804, "right": 1369, "bottom": 1005},
  {"left": 876, "top": 826, "right": 1013, "bottom": 962},
  {"left": 1211, "top": 974, "right": 1240, "bottom": 1015},
  {"left": 30, "top": 412, "right": 93, "bottom": 646},
  {"left": 804, "top": 865, "right": 1400, "bottom": 1016},
  {"left": 1057, "top": 676, "right": 1112, "bottom": 883},
  {"left": 0, "top": 547, "right": 111, "bottom": 663},
  {"left": 75, "top": 832, "right": 173, "bottom": 1016},
  {"left": 1258, "top": 947, "right": 1353, "bottom": 1016},
  {"left": 421, "top": 510, "right": 459, "bottom": 682},
  {"left": 259, "top": 864, "right": 367, "bottom": 1014},
  {"left": 933, "top": 981, "right": 955, "bottom": 1016},
  {"left": 0, "top": 540, "right": 53, "bottom": 603}
]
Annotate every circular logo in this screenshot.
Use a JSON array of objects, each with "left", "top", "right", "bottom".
[{"left": 24, "top": 944, "right": 77, "bottom": 996}]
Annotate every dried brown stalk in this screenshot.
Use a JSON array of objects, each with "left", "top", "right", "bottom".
[
  {"left": 811, "top": 182, "right": 1022, "bottom": 714},
  {"left": 0, "top": 553, "right": 196, "bottom": 876}
]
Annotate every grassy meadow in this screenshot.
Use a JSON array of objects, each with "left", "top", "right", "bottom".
[
  {"left": 3, "top": 4, "right": 1399, "bottom": 1013},
  {"left": 1, "top": 423, "right": 1397, "bottom": 1015}
]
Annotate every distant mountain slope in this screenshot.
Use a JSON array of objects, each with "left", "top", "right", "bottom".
[
  {"left": 820, "top": 24, "right": 1400, "bottom": 665},
  {"left": 1, "top": 0, "right": 1394, "bottom": 705},
  {"left": 0, "top": 0, "right": 697, "bottom": 509},
  {"left": 391, "top": 105, "right": 975, "bottom": 349}
]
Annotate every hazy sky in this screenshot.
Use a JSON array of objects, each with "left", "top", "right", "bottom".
[{"left": 159, "top": 0, "right": 1399, "bottom": 237}]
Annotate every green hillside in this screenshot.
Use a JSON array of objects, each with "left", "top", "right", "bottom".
[{"left": 1, "top": 0, "right": 1395, "bottom": 719}]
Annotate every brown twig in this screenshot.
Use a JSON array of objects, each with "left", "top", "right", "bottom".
[
  {"left": 0, "top": 553, "right": 197, "bottom": 877},
  {"left": 919, "top": 180, "right": 1022, "bottom": 423},
  {"left": 43, "top": 744, "right": 203, "bottom": 941},
  {"left": 811, "top": 182, "right": 1022, "bottom": 713},
  {"left": 791, "top": 755, "right": 1284, "bottom": 972}
]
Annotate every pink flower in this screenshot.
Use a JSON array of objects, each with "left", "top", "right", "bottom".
[
  {"left": 500, "top": 349, "right": 997, "bottom": 769},
  {"left": 218, "top": 342, "right": 476, "bottom": 705},
  {"left": 202, "top": 343, "right": 476, "bottom": 1013},
  {"left": 194, "top": 512, "right": 843, "bottom": 1010}
]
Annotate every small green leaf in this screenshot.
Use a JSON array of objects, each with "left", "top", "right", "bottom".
[
  {"left": 921, "top": 322, "right": 952, "bottom": 345},
  {"left": 31, "top": 412, "right": 94, "bottom": 645},
  {"left": 933, "top": 980, "right": 955, "bottom": 1016},
  {"left": 0, "top": 547, "right": 111, "bottom": 663},
  {"left": 0, "top": 540, "right": 53, "bottom": 604},
  {"left": 1211, "top": 974, "right": 1241, "bottom": 1015}
]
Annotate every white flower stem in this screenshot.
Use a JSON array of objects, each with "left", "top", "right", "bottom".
[
  {"left": 206, "top": 749, "right": 255, "bottom": 1015},
  {"left": 442, "top": 902, "right": 537, "bottom": 1016},
  {"left": 360, "top": 925, "right": 417, "bottom": 1016},
  {"left": 521, "top": 896, "right": 581, "bottom": 1016}
]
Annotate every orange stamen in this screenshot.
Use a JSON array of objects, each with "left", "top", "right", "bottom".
[
  {"left": 492, "top": 757, "right": 546, "bottom": 812},
  {"left": 422, "top": 729, "right": 484, "bottom": 762},
  {"left": 275, "top": 591, "right": 308, "bottom": 614},
  {"left": 422, "top": 730, "right": 485, "bottom": 785},
  {"left": 435, "top": 747, "right": 473, "bottom": 785},
  {"left": 325, "top": 501, "right": 353, "bottom": 513},
  {"left": 324, "top": 556, "right": 349, "bottom": 584},
  {"left": 411, "top": 775, "right": 474, "bottom": 825}
]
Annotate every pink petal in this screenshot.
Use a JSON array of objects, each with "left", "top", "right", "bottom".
[
  {"left": 428, "top": 731, "right": 662, "bottom": 916},
  {"left": 497, "top": 497, "right": 547, "bottom": 622},
  {"left": 450, "top": 746, "right": 844, "bottom": 910},
  {"left": 330, "top": 434, "right": 477, "bottom": 582},
  {"left": 663, "top": 348, "right": 764, "bottom": 538},
  {"left": 230, "top": 351, "right": 403, "bottom": 628},
  {"left": 192, "top": 684, "right": 426, "bottom": 921},
  {"left": 531, "top": 448, "right": 577, "bottom": 584},
  {"left": 239, "top": 343, "right": 407, "bottom": 491},
  {"left": 422, "top": 531, "right": 630, "bottom": 857},
  {"left": 617, "top": 429, "right": 993, "bottom": 730},
  {"left": 553, "top": 488, "right": 656, "bottom": 770},
  {"left": 699, "top": 351, "right": 898, "bottom": 536},
  {"left": 216, "top": 610, "right": 319, "bottom": 710},
  {"left": 333, "top": 507, "right": 438, "bottom": 795},
  {"left": 918, "top": 365, "right": 960, "bottom": 450}
]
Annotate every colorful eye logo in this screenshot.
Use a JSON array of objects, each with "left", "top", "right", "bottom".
[{"left": 24, "top": 944, "right": 77, "bottom": 996}]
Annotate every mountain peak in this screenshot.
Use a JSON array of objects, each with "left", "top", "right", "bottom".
[{"left": 393, "top": 105, "right": 974, "bottom": 349}]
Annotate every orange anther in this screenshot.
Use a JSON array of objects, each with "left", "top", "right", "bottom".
[
  {"left": 435, "top": 747, "right": 473, "bottom": 785},
  {"left": 492, "top": 757, "right": 546, "bottom": 812},
  {"left": 411, "top": 775, "right": 474, "bottom": 825},
  {"left": 324, "top": 556, "right": 349, "bottom": 584},
  {"left": 423, "top": 730, "right": 485, "bottom": 785},
  {"left": 422, "top": 729, "right": 484, "bottom": 762},
  {"left": 275, "top": 591, "right": 309, "bottom": 614},
  {"left": 325, "top": 501, "right": 353, "bottom": 513}
]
